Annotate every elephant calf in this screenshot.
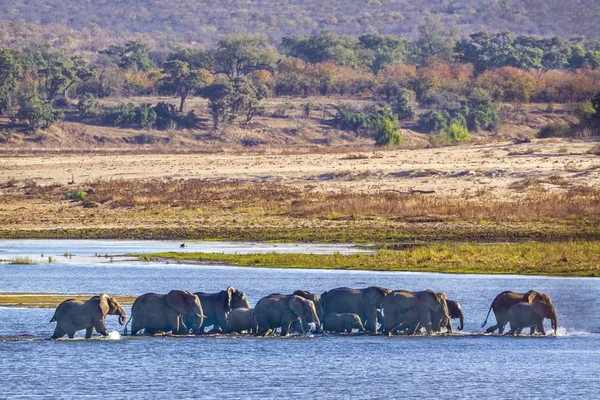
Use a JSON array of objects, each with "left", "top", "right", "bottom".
[
  {"left": 188, "top": 287, "right": 250, "bottom": 334},
  {"left": 224, "top": 307, "right": 254, "bottom": 334},
  {"left": 323, "top": 313, "right": 364, "bottom": 333},
  {"left": 50, "top": 294, "right": 127, "bottom": 339},
  {"left": 507, "top": 303, "right": 546, "bottom": 336}
]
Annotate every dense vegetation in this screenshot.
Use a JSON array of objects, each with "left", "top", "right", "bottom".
[
  {"left": 2, "top": 27, "right": 600, "bottom": 145},
  {"left": 1, "top": 0, "right": 599, "bottom": 51}
]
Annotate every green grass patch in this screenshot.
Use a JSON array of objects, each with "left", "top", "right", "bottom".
[{"left": 135, "top": 241, "right": 600, "bottom": 277}]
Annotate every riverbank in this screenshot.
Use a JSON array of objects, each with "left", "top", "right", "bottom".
[{"left": 133, "top": 241, "right": 600, "bottom": 277}]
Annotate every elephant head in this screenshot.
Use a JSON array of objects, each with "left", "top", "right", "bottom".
[
  {"left": 166, "top": 290, "right": 205, "bottom": 332},
  {"left": 94, "top": 294, "right": 127, "bottom": 325},
  {"left": 416, "top": 290, "right": 450, "bottom": 332},
  {"left": 363, "top": 286, "right": 391, "bottom": 308},
  {"left": 229, "top": 287, "right": 250, "bottom": 309},
  {"left": 350, "top": 314, "right": 365, "bottom": 331},
  {"left": 289, "top": 295, "right": 320, "bottom": 329},
  {"left": 526, "top": 291, "right": 557, "bottom": 333}
]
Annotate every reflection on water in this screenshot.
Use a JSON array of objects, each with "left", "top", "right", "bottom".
[{"left": 0, "top": 240, "right": 599, "bottom": 398}]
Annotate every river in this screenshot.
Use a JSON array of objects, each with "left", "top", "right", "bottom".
[{"left": 0, "top": 240, "right": 598, "bottom": 398}]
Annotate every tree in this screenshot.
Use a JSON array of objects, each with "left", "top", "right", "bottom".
[
  {"left": 414, "top": 17, "right": 456, "bottom": 64},
  {"left": 214, "top": 33, "right": 279, "bottom": 78},
  {"left": 100, "top": 41, "right": 155, "bottom": 71},
  {"left": 17, "top": 96, "right": 63, "bottom": 130},
  {"left": 391, "top": 88, "right": 416, "bottom": 120},
  {"left": 77, "top": 93, "right": 101, "bottom": 118},
  {"left": 0, "top": 48, "right": 22, "bottom": 117},
  {"left": 359, "top": 33, "right": 409, "bottom": 73},
  {"left": 374, "top": 117, "right": 402, "bottom": 146},
  {"left": 161, "top": 60, "right": 211, "bottom": 112}
]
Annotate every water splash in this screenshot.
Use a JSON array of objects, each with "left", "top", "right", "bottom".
[{"left": 106, "top": 331, "right": 121, "bottom": 340}]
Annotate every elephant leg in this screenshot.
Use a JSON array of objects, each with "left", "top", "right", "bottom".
[
  {"left": 85, "top": 326, "right": 94, "bottom": 339},
  {"left": 60, "top": 319, "right": 77, "bottom": 338},
  {"left": 486, "top": 323, "right": 500, "bottom": 334},
  {"left": 538, "top": 324, "right": 546, "bottom": 335},
  {"left": 130, "top": 317, "right": 141, "bottom": 336},
  {"left": 51, "top": 325, "right": 66, "bottom": 339},
  {"left": 446, "top": 320, "right": 453, "bottom": 334},
  {"left": 530, "top": 326, "right": 537, "bottom": 335},
  {"left": 365, "top": 308, "right": 378, "bottom": 333},
  {"left": 94, "top": 319, "right": 109, "bottom": 336}
]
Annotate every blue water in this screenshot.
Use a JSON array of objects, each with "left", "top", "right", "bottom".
[{"left": 0, "top": 240, "right": 598, "bottom": 399}]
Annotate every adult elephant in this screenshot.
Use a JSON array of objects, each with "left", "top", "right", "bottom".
[
  {"left": 432, "top": 298, "right": 464, "bottom": 332},
  {"left": 291, "top": 290, "right": 323, "bottom": 333},
  {"left": 253, "top": 294, "right": 320, "bottom": 336},
  {"left": 50, "top": 294, "right": 127, "bottom": 339},
  {"left": 186, "top": 287, "right": 250, "bottom": 334},
  {"left": 125, "top": 290, "right": 204, "bottom": 336},
  {"left": 481, "top": 290, "right": 557, "bottom": 334},
  {"left": 320, "top": 286, "right": 391, "bottom": 333},
  {"left": 382, "top": 290, "right": 450, "bottom": 335},
  {"left": 506, "top": 303, "right": 547, "bottom": 336}
]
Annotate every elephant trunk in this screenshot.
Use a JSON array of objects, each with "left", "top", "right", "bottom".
[
  {"left": 550, "top": 307, "right": 558, "bottom": 334},
  {"left": 119, "top": 315, "right": 127, "bottom": 326},
  {"left": 458, "top": 308, "right": 464, "bottom": 331}
]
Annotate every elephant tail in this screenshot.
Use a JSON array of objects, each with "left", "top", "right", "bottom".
[
  {"left": 123, "top": 315, "right": 132, "bottom": 335},
  {"left": 49, "top": 310, "right": 57, "bottom": 323},
  {"left": 481, "top": 305, "right": 493, "bottom": 328}
]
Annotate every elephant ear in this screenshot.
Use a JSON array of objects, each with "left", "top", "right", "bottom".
[
  {"left": 525, "top": 290, "right": 539, "bottom": 303},
  {"left": 288, "top": 295, "right": 305, "bottom": 318},
  {"left": 418, "top": 291, "right": 440, "bottom": 312},
  {"left": 96, "top": 294, "right": 110, "bottom": 317},
  {"left": 166, "top": 290, "right": 192, "bottom": 315}
]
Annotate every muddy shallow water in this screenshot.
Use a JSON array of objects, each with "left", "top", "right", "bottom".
[{"left": 1, "top": 240, "right": 599, "bottom": 398}]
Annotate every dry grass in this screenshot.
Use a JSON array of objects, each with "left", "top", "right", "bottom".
[
  {"left": 3, "top": 178, "right": 599, "bottom": 224},
  {"left": 0, "top": 293, "right": 137, "bottom": 308}
]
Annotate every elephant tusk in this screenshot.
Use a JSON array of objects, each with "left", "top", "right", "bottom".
[{"left": 196, "top": 313, "right": 207, "bottom": 319}]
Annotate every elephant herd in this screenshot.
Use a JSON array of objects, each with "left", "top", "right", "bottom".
[{"left": 49, "top": 286, "right": 558, "bottom": 339}]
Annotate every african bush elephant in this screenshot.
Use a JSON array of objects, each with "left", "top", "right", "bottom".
[
  {"left": 224, "top": 307, "right": 254, "bottom": 334},
  {"left": 125, "top": 290, "right": 204, "bottom": 335},
  {"left": 185, "top": 287, "right": 250, "bottom": 334},
  {"left": 507, "top": 303, "right": 547, "bottom": 336},
  {"left": 321, "top": 286, "right": 391, "bottom": 333},
  {"left": 382, "top": 290, "right": 450, "bottom": 335},
  {"left": 432, "top": 298, "right": 464, "bottom": 332},
  {"left": 290, "top": 290, "right": 323, "bottom": 333},
  {"left": 253, "top": 294, "right": 320, "bottom": 336},
  {"left": 50, "top": 294, "right": 127, "bottom": 339},
  {"left": 481, "top": 290, "right": 557, "bottom": 334},
  {"left": 323, "top": 313, "right": 365, "bottom": 333}
]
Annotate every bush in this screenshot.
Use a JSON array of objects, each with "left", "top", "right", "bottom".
[
  {"left": 538, "top": 122, "right": 569, "bottom": 138},
  {"left": 154, "top": 102, "right": 182, "bottom": 129},
  {"left": 374, "top": 117, "right": 402, "bottom": 146},
  {"left": 78, "top": 93, "right": 102, "bottom": 118},
  {"left": 334, "top": 104, "right": 397, "bottom": 136},
  {"left": 17, "top": 96, "right": 63, "bottom": 130},
  {"left": 133, "top": 133, "right": 156, "bottom": 144},
  {"left": 66, "top": 190, "right": 86, "bottom": 201},
  {"left": 420, "top": 110, "right": 450, "bottom": 132},
  {"left": 135, "top": 104, "right": 157, "bottom": 129},
  {"left": 391, "top": 89, "right": 416, "bottom": 120},
  {"left": 430, "top": 123, "right": 471, "bottom": 146}
]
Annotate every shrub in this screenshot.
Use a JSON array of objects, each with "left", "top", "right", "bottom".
[
  {"left": 334, "top": 104, "right": 396, "bottom": 136},
  {"left": 429, "top": 123, "right": 470, "bottom": 146},
  {"left": 374, "top": 117, "right": 402, "bottom": 146},
  {"left": 420, "top": 110, "right": 450, "bottom": 132},
  {"left": 135, "top": 104, "right": 157, "bottom": 129},
  {"left": 78, "top": 93, "right": 102, "bottom": 118},
  {"left": 538, "top": 122, "right": 569, "bottom": 138},
  {"left": 154, "top": 102, "right": 182, "bottom": 129},
  {"left": 17, "top": 96, "right": 63, "bottom": 130},
  {"left": 391, "top": 88, "right": 416, "bottom": 120},
  {"left": 102, "top": 102, "right": 137, "bottom": 126},
  {"left": 133, "top": 133, "right": 156, "bottom": 144},
  {"left": 66, "top": 190, "right": 87, "bottom": 201}
]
